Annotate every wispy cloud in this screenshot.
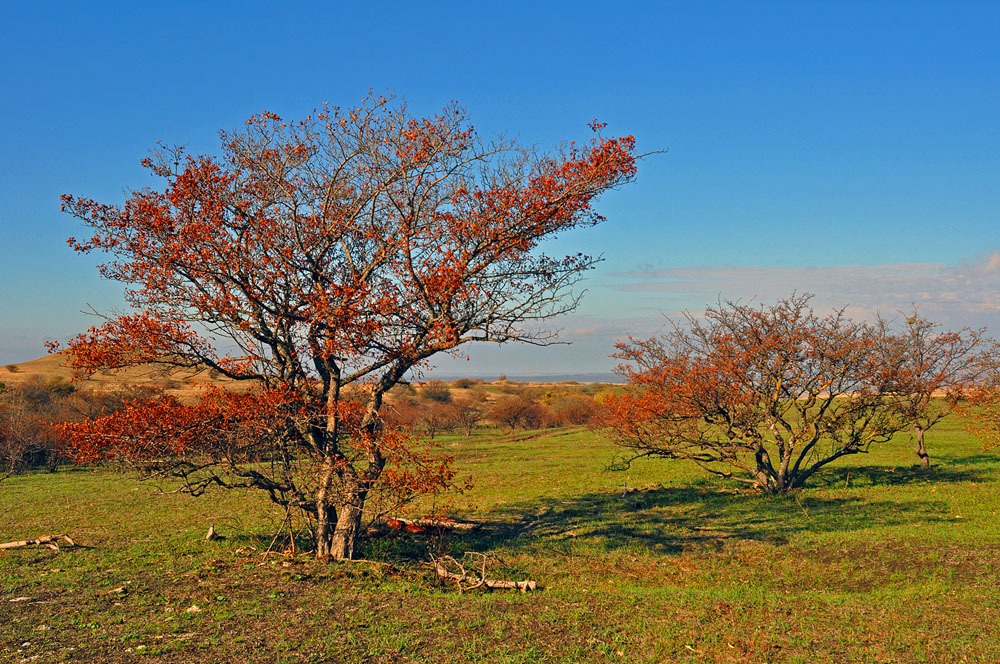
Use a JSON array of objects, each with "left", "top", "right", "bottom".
[{"left": 606, "top": 251, "right": 1000, "bottom": 329}]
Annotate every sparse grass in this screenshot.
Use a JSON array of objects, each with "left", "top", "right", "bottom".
[
  {"left": 2, "top": 416, "right": 999, "bottom": 662},
  {"left": 0, "top": 353, "right": 240, "bottom": 402}
]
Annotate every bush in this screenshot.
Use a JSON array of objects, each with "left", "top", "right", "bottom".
[
  {"left": 544, "top": 394, "right": 598, "bottom": 427},
  {"left": 488, "top": 394, "right": 544, "bottom": 431},
  {"left": 0, "top": 381, "right": 154, "bottom": 476},
  {"left": 420, "top": 380, "right": 452, "bottom": 403},
  {"left": 497, "top": 382, "right": 527, "bottom": 395},
  {"left": 452, "top": 398, "right": 484, "bottom": 435}
]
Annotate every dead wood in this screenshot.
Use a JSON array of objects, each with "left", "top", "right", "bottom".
[
  {"left": 0, "top": 534, "right": 76, "bottom": 551},
  {"left": 433, "top": 552, "right": 537, "bottom": 593},
  {"left": 390, "top": 517, "right": 480, "bottom": 531},
  {"left": 371, "top": 516, "right": 482, "bottom": 535}
]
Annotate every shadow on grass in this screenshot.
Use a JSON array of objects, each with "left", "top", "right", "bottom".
[
  {"left": 936, "top": 453, "right": 1000, "bottom": 467},
  {"left": 810, "top": 463, "right": 988, "bottom": 489},
  {"left": 377, "top": 480, "right": 961, "bottom": 560}
]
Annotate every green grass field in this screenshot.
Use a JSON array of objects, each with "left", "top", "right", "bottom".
[{"left": 2, "top": 417, "right": 999, "bottom": 663}]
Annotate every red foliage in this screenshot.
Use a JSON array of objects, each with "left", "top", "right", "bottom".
[
  {"left": 56, "top": 94, "right": 636, "bottom": 559},
  {"left": 603, "top": 294, "right": 911, "bottom": 493},
  {"left": 875, "top": 313, "right": 988, "bottom": 466}
]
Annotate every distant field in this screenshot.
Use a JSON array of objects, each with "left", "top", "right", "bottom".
[{"left": 2, "top": 417, "right": 999, "bottom": 662}]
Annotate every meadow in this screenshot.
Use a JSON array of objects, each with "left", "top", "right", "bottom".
[{"left": 2, "top": 415, "right": 998, "bottom": 663}]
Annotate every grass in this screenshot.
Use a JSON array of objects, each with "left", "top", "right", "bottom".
[
  {"left": 2, "top": 417, "right": 999, "bottom": 662},
  {"left": 0, "top": 352, "right": 240, "bottom": 402}
]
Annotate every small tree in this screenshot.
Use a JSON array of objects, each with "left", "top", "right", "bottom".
[
  {"left": 452, "top": 397, "right": 484, "bottom": 436},
  {"left": 417, "top": 401, "right": 460, "bottom": 439},
  {"left": 55, "top": 94, "right": 637, "bottom": 560},
  {"left": 420, "top": 381, "right": 453, "bottom": 404},
  {"left": 877, "top": 312, "right": 987, "bottom": 467},
  {"left": 603, "top": 294, "right": 907, "bottom": 493},
  {"left": 961, "top": 347, "right": 1000, "bottom": 450},
  {"left": 488, "top": 394, "right": 544, "bottom": 431},
  {"left": 544, "top": 393, "right": 597, "bottom": 426}
]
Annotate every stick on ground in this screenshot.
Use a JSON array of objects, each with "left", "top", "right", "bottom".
[
  {"left": 0, "top": 535, "right": 76, "bottom": 551},
  {"left": 433, "top": 552, "right": 537, "bottom": 593}
]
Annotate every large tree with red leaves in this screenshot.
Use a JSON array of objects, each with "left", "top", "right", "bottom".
[
  {"left": 55, "top": 95, "right": 636, "bottom": 559},
  {"left": 603, "top": 295, "right": 909, "bottom": 493}
]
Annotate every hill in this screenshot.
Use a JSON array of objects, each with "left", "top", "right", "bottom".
[{"left": 0, "top": 353, "right": 236, "bottom": 401}]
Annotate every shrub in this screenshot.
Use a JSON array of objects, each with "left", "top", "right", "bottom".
[
  {"left": 545, "top": 394, "right": 598, "bottom": 427},
  {"left": 421, "top": 380, "right": 452, "bottom": 403},
  {"left": 488, "top": 394, "right": 544, "bottom": 431},
  {"left": 452, "top": 398, "right": 484, "bottom": 435}
]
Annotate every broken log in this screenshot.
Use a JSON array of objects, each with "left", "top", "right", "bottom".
[
  {"left": 387, "top": 517, "right": 480, "bottom": 531},
  {"left": 0, "top": 534, "right": 76, "bottom": 551},
  {"left": 370, "top": 516, "right": 482, "bottom": 536},
  {"left": 433, "top": 553, "right": 537, "bottom": 593}
]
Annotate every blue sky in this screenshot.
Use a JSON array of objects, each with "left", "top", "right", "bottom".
[{"left": 1, "top": 1, "right": 998, "bottom": 374}]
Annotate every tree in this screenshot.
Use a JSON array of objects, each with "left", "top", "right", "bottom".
[
  {"left": 488, "top": 394, "right": 545, "bottom": 431},
  {"left": 420, "top": 380, "right": 453, "bottom": 403},
  {"left": 55, "top": 94, "right": 637, "bottom": 560},
  {"left": 602, "top": 294, "right": 906, "bottom": 493},
  {"left": 452, "top": 397, "right": 484, "bottom": 436},
  {"left": 416, "top": 400, "right": 460, "bottom": 439},
  {"left": 544, "top": 392, "right": 598, "bottom": 426},
  {"left": 876, "top": 312, "right": 987, "bottom": 467},
  {"left": 961, "top": 346, "right": 1000, "bottom": 451}
]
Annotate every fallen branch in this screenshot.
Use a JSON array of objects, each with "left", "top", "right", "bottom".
[
  {"left": 379, "top": 516, "right": 481, "bottom": 534},
  {"left": 0, "top": 534, "right": 76, "bottom": 551},
  {"left": 433, "top": 552, "right": 537, "bottom": 593}
]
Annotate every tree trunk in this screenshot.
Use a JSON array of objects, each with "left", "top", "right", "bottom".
[
  {"left": 314, "top": 460, "right": 337, "bottom": 559},
  {"left": 329, "top": 501, "right": 363, "bottom": 561},
  {"left": 313, "top": 470, "right": 367, "bottom": 561},
  {"left": 915, "top": 427, "right": 930, "bottom": 468}
]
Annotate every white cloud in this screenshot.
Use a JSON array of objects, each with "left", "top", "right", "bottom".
[{"left": 606, "top": 251, "right": 1000, "bottom": 331}]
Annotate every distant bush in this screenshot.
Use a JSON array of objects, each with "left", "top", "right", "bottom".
[
  {"left": 488, "top": 394, "right": 544, "bottom": 431},
  {"left": 451, "top": 378, "right": 476, "bottom": 389},
  {"left": 544, "top": 394, "right": 598, "bottom": 427},
  {"left": 0, "top": 381, "right": 157, "bottom": 476},
  {"left": 452, "top": 398, "right": 484, "bottom": 435},
  {"left": 384, "top": 397, "right": 464, "bottom": 438},
  {"left": 420, "top": 380, "right": 452, "bottom": 403},
  {"left": 389, "top": 382, "right": 416, "bottom": 397},
  {"left": 5, "top": 364, "right": 19, "bottom": 373}
]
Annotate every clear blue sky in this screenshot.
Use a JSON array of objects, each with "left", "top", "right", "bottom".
[{"left": 2, "top": 1, "right": 999, "bottom": 375}]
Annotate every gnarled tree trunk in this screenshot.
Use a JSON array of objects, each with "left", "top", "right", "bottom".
[{"left": 329, "top": 497, "right": 365, "bottom": 561}]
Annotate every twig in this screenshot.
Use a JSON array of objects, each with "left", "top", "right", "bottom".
[
  {"left": 0, "top": 534, "right": 77, "bottom": 551},
  {"left": 262, "top": 508, "right": 293, "bottom": 557},
  {"left": 794, "top": 494, "right": 813, "bottom": 521},
  {"left": 432, "top": 552, "right": 537, "bottom": 593}
]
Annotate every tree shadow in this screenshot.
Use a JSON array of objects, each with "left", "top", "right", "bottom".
[
  {"left": 935, "top": 453, "right": 1000, "bottom": 467},
  {"left": 810, "top": 463, "right": 988, "bottom": 489},
  {"left": 415, "top": 482, "right": 960, "bottom": 558}
]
